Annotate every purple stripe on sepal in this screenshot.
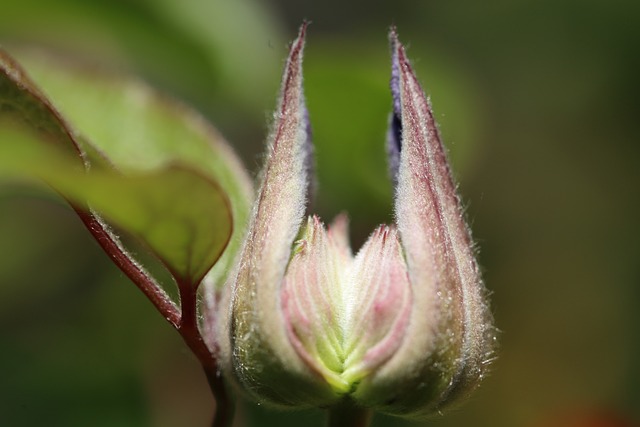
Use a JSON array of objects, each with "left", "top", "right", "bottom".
[{"left": 387, "top": 27, "right": 403, "bottom": 188}]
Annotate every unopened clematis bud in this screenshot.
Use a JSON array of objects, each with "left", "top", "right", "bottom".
[{"left": 217, "top": 23, "right": 496, "bottom": 419}]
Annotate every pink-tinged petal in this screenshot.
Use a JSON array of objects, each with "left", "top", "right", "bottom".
[
  {"left": 219, "top": 23, "right": 339, "bottom": 407},
  {"left": 341, "top": 226, "right": 412, "bottom": 386},
  {"left": 282, "top": 220, "right": 413, "bottom": 396},
  {"left": 327, "top": 213, "right": 353, "bottom": 267},
  {"left": 282, "top": 217, "right": 350, "bottom": 393},
  {"left": 355, "top": 29, "right": 496, "bottom": 418}
]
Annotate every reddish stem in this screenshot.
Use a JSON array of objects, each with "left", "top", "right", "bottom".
[
  {"left": 177, "top": 280, "right": 234, "bottom": 427},
  {"left": 75, "top": 206, "right": 233, "bottom": 426},
  {"left": 74, "top": 207, "right": 180, "bottom": 327},
  {"left": 327, "top": 402, "right": 372, "bottom": 427}
]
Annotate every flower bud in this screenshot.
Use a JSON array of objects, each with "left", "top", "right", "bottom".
[{"left": 217, "top": 24, "right": 496, "bottom": 419}]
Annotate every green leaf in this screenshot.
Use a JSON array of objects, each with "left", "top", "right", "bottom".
[
  {"left": 0, "top": 125, "right": 231, "bottom": 284},
  {"left": 12, "top": 49, "right": 253, "bottom": 287},
  {"left": 78, "top": 166, "right": 232, "bottom": 285},
  {"left": 0, "top": 48, "right": 249, "bottom": 287}
]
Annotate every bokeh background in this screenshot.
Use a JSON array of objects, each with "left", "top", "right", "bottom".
[{"left": 1, "top": 1, "right": 639, "bottom": 426}]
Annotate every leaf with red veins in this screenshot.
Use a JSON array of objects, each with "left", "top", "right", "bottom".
[
  {"left": 1, "top": 48, "right": 235, "bottom": 293},
  {"left": 0, "top": 49, "right": 180, "bottom": 326}
]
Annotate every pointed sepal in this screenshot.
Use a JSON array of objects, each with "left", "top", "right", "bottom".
[
  {"left": 219, "top": 23, "right": 340, "bottom": 408},
  {"left": 353, "top": 29, "right": 497, "bottom": 418}
]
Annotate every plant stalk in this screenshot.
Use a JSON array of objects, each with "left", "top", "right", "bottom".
[
  {"left": 205, "top": 367, "right": 235, "bottom": 427},
  {"left": 79, "top": 208, "right": 234, "bottom": 427},
  {"left": 177, "top": 280, "right": 235, "bottom": 427},
  {"left": 327, "top": 401, "right": 372, "bottom": 427}
]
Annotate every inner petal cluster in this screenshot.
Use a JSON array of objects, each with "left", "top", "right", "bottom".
[{"left": 281, "top": 215, "right": 413, "bottom": 394}]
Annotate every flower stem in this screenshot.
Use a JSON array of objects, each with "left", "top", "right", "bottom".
[
  {"left": 205, "top": 368, "right": 235, "bottom": 427},
  {"left": 327, "top": 401, "right": 372, "bottom": 427},
  {"left": 175, "top": 280, "right": 235, "bottom": 427},
  {"left": 77, "top": 206, "right": 235, "bottom": 426}
]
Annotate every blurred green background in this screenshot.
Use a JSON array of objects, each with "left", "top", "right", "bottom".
[{"left": 1, "top": 0, "right": 639, "bottom": 426}]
